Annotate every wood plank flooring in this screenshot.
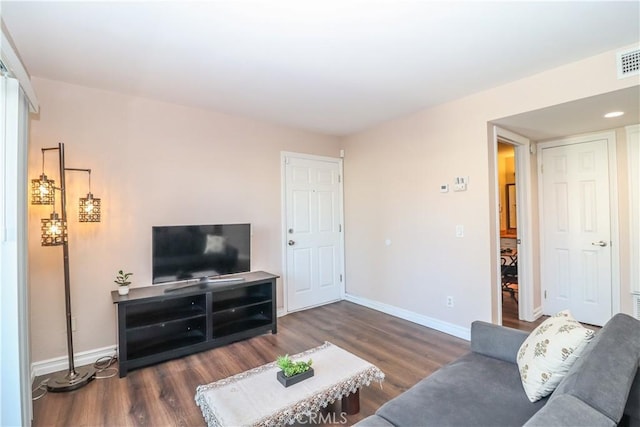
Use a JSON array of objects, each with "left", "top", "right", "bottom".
[
  {"left": 32, "top": 300, "right": 538, "bottom": 426},
  {"left": 501, "top": 291, "right": 546, "bottom": 332}
]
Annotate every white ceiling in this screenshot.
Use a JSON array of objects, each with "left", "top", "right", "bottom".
[
  {"left": 2, "top": 1, "right": 639, "bottom": 136},
  {"left": 495, "top": 86, "right": 640, "bottom": 142}
]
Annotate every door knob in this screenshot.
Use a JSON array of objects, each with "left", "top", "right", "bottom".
[
  {"left": 591, "top": 241, "right": 608, "bottom": 247},
  {"left": 288, "top": 240, "right": 295, "bottom": 246}
]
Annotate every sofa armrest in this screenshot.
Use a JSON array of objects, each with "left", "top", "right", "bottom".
[
  {"left": 625, "top": 369, "right": 640, "bottom": 422},
  {"left": 524, "top": 394, "right": 615, "bottom": 427},
  {"left": 470, "top": 321, "right": 529, "bottom": 364}
]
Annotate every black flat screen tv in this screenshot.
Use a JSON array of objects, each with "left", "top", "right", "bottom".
[{"left": 152, "top": 223, "right": 251, "bottom": 284}]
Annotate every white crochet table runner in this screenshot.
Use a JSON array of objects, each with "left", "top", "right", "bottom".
[{"left": 195, "top": 341, "right": 385, "bottom": 427}]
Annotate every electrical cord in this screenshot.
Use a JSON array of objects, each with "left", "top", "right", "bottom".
[
  {"left": 31, "top": 353, "right": 119, "bottom": 400},
  {"left": 31, "top": 378, "right": 49, "bottom": 401},
  {"left": 94, "top": 354, "right": 119, "bottom": 379}
]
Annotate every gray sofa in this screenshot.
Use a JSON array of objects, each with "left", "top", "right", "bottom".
[{"left": 356, "top": 313, "right": 640, "bottom": 427}]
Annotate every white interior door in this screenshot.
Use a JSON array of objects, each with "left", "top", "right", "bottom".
[
  {"left": 284, "top": 154, "right": 343, "bottom": 312},
  {"left": 541, "top": 137, "right": 613, "bottom": 325}
]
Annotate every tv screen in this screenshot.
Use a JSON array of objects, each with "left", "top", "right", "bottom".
[{"left": 152, "top": 224, "right": 250, "bottom": 284}]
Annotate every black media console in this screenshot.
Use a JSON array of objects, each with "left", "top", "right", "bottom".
[{"left": 111, "top": 271, "right": 278, "bottom": 377}]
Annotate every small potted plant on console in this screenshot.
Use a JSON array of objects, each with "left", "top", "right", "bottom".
[
  {"left": 276, "top": 354, "right": 314, "bottom": 387},
  {"left": 115, "top": 270, "right": 133, "bottom": 296}
]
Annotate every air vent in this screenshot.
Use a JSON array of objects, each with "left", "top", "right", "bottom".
[
  {"left": 617, "top": 48, "right": 640, "bottom": 79},
  {"left": 634, "top": 293, "right": 640, "bottom": 321}
]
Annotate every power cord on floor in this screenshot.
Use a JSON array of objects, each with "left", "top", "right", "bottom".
[
  {"left": 31, "top": 353, "right": 119, "bottom": 401},
  {"left": 94, "top": 354, "right": 118, "bottom": 379},
  {"left": 31, "top": 378, "right": 49, "bottom": 401}
]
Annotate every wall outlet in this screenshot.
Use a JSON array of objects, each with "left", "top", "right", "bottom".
[
  {"left": 446, "top": 296, "right": 454, "bottom": 308},
  {"left": 455, "top": 224, "right": 464, "bottom": 238}
]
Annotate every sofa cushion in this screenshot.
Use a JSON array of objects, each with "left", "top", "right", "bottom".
[
  {"left": 524, "top": 394, "right": 616, "bottom": 427},
  {"left": 353, "top": 415, "right": 396, "bottom": 426},
  {"left": 551, "top": 313, "right": 640, "bottom": 424},
  {"left": 517, "top": 310, "right": 594, "bottom": 402},
  {"left": 375, "top": 352, "right": 547, "bottom": 427},
  {"left": 470, "top": 320, "right": 529, "bottom": 364}
]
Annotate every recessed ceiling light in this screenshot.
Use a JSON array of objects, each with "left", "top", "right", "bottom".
[{"left": 604, "top": 111, "right": 625, "bottom": 118}]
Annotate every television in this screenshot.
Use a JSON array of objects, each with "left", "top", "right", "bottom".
[{"left": 152, "top": 223, "right": 251, "bottom": 285}]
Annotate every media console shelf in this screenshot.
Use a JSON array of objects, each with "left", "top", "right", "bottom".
[{"left": 111, "top": 271, "right": 278, "bottom": 377}]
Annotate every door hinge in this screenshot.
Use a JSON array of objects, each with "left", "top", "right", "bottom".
[
  {"left": 540, "top": 164, "right": 544, "bottom": 173},
  {"left": 338, "top": 174, "right": 341, "bottom": 183},
  {"left": 339, "top": 224, "right": 342, "bottom": 232},
  {"left": 339, "top": 274, "right": 343, "bottom": 282},
  {"left": 544, "top": 290, "right": 547, "bottom": 299}
]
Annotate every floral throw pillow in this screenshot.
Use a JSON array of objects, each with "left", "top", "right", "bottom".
[{"left": 516, "top": 310, "right": 595, "bottom": 402}]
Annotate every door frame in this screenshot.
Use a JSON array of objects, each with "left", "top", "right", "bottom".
[
  {"left": 280, "top": 151, "right": 345, "bottom": 314},
  {"left": 537, "top": 130, "right": 620, "bottom": 318},
  {"left": 492, "top": 126, "right": 536, "bottom": 323}
]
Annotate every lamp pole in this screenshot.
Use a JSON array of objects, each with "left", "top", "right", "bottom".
[{"left": 45, "top": 142, "right": 96, "bottom": 392}]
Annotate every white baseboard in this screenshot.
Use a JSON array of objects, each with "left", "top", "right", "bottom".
[
  {"left": 31, "top": 345, "right": 117, "bottom": 379},
  {"left": 344, "top": 294, "right": 471, "bottom": 341},
  {"left": 277, "top": 308, "right": 287, "bottom": 318},
  {"left": 533, "top": 306, "right": 544, "bottom": 320}
]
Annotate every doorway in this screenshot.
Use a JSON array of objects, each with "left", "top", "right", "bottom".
[
  {"left": 493, "top": 126, "right": 536, "bottom": 325},
  {"left": 498, "top": 141, "right": 520, "bottom": 325},
  {"left": 281, "top": 152, "right": 345, "bottom": 313}
]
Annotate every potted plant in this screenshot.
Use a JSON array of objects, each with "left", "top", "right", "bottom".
[
  {"left": 114, "top": 270, "right": 133, "bottom": 296},
  {"left": 276, "top": 354, "right": 314, "bottom": 387}
]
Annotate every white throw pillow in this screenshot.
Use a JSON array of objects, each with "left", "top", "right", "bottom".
[{"left": 516, "top": 310, "right": 595, "bottom": 402}]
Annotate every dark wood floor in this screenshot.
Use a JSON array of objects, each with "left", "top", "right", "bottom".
[
  {"left": 32, "top": 300, "right": 540, "bottom": 426},
  {"left": 501, "top": 290, "right": 545, "bottom": 332}
]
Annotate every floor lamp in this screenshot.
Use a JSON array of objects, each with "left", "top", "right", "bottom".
[{"left": 32, "top": 142, "right": 102, "bottom": 392}]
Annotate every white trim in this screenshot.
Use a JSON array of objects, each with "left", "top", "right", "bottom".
[
  {"left": 344, "top": 293, "right": 470, "bottom": 341},
  {"left": 280, "top": 154, "right": 289, "bottom": 313},
  {"left": 31, "top": 345, "right": 117, "bottom": 379},
  {"left": 494, "top": 126, "right": 536, "bottom": 322},
  {"left": 1, "top": 76, "right": 32, "bottom": 426},
  {"left": 0, "top": 28, "right": 38, "bottom": 113},
  {"left": 280, "top": 151, "right": 345, "bottom": 314},
  {"left": 537, "top": 130, "right": 620, "bottom": 320},
  {"left": 490, "top": 129, "right": 502, "bottom": 325},
  {"left": 627, "top": 125, "right": 640, "bottom": 294},
  {"left": 533, "top": 306, "right": 544, "bottom": 320}
]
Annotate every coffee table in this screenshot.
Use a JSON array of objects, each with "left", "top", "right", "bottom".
[{"left": 195, "top": 341, "right": 385, "bottom": 426}]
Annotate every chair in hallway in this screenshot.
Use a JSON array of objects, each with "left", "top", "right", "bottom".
[{"left": 501, "top": 252, "right": 518, "bottom": 303}]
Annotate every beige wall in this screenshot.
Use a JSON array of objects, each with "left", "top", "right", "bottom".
[
  {"left": 28, "top": 43, "right": 639, "bottom": 364},
  {"left": 28, "top": 77, "right": 340, "bottom": 363},
  {"left": 342, "top": 44, "right": 639, "bottom": 331}
]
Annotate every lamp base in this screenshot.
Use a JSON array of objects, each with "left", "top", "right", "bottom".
[{"left": 46, "top": 365, "right": 96, "bottom": 393}]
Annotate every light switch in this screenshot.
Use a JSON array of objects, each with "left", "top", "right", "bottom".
[
  {"left": 453, "top": 176, "right": 468, "bottom": 191},
  {"left": 456, "top": 225, "right": 464, "bottom": 238}
]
